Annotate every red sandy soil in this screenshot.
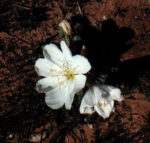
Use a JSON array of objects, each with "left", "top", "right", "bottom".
[{"left": 0, "top": 0, "right": 150, "bottom": 142}]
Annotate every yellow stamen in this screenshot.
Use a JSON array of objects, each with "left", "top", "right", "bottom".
[
  {"left": 99, "top": 101, "right": 105, "bottom": 107},
  {"left": 49, "top": 67, "right": 55, "bottom": 72},
  {"left": 49, "top": 65, "right": 75, "bottom": 90},
  {"left": 64, "top": 68, "right": 75, "bottom": 80}
]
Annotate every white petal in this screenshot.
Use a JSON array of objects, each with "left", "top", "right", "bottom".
[
  {"left": 35, "top": 58, "right": 51, "bottom": 77},
  {"left": 79, "top": 87, "right": 95, "bottom": 114},
  {"left": 43, "top": 44, "right": 64, "bottom": 66},
  {"left": 100, "top": 85, "right": 123, "bottom": 101},
  {"left": 94, "top": 103, "right": 112, "bottom": 119},
  {"left": 73, "top": 55, "right": 91, "bottom": 74},
  {"left": 93, "top": 86, "right": 104, "bottom": 103},
  {"left": 81, "top": 87, "right": 95, "bottom": 106},
  {"left": 84, "top": 107, "right": 95, "bottom": 114},
  {"left": 110, "top": 100, "right": 114, "bottom": 110},
  {"left": 60, "top": 41, "right": 73, "bottom": 62},
  {"left": 101, "top": 102, "right": 113, "bottom": 115},
  {"left": 64, "top": 80, "right": 75, "bottom": 110},
  {"left": 93, "top": 85, "right": 114, "bottom": 118},
  {"left": 80, "top": 104, "right": 94, "bottom": 114},
  {"left": 65, "top": 92, "right": 75, "bottom": 110},
  {"left": 36, "top": 77, "right": 59, "bottom": 93},
  {"left": 65, "top": 75, "right": 86, "bottom": 110},
  {"left": 45, "top": 84, "right": 67, "bottom": 109},
  {"left": 74, "top": 75, "right": 86, "bottom": 93},
  {"left": 94, "top": 86, "right": 114, "bottom": 107},
  {"left": 35, "top": 58, "right": 61, "bottom": 77}
]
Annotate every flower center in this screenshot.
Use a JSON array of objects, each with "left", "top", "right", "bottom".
[
  {"left": 99, "top": 100, "right": 106, "bottom": 107},
  {"left": 64, "top": 68, "right": 75, "bottom": 80}
]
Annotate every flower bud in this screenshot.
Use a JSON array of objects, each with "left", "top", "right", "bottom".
[{"left": 59, "top": 20, "right": 71, "bottom": 35}]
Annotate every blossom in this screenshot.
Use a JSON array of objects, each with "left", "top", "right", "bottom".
[
  {"left": 80, "top": 85, "right": 123, "bottom": 118},
  {"left": 35, "top": 41, "right": 91, "bottom": 110}
]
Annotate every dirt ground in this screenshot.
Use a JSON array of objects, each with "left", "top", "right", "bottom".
[{"left": 0, "top": 0, "right": 150, "bottom": 143}]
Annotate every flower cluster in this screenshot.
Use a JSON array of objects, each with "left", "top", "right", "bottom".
[{"left": 35, "top": 41, "right": 123, "bottom": 118}]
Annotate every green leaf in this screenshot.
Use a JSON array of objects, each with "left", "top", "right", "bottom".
[{"left": 73, "top": 35, "right": 81, "bottom": 41}]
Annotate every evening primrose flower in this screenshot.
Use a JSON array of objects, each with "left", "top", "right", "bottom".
[
  {"left": 80, "top": 85, "right": 123, "bottom": 118},
  {"left": 35, "top": 41, "right": 91, "bottom": 110}
]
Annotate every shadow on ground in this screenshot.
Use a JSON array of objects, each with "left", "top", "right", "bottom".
[{"left": 71, "top": 15, "right": 150, "bottom": 91}]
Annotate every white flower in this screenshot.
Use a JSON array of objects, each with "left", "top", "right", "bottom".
[
  {"left": 35, "top": 41, "right": 91, "bottom": 110},
  {"left": 80, "top": 85, "right": 123, "bottom": 118}
]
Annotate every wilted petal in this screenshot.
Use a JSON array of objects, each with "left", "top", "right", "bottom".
[
  {"left": 73, "top": 55, "right": 91, "bottom": 74},
  {"left": 94, "top": 104, "right": 112, "bottom": 119},
  {"left": 84, "top": 107, "right": 95, "bottom": 114},
  {"left": 99, "top": 85, "right": 123, "bottom": 101},
  {"left": 93, "top": 86, "right": 114, "bottom": 118},
  {"left": 94, "top": 86, "right": 115, "bottom": 109},
  {"left": 36, "top": 77, "right": 60, "bottom": 93},
  {"left": 80, "top": 87, "right": 95, "bottom": 114},
  {"left": 60, "top": 41, "right": 73, "bottom": 63},
  {"left": 43, "top": 44, "right": 64, "bottom": 66},
  {"left": 109, "top": 87, "right": 123, "bottom": 101},
  {"left": 110, "top": 100, "right": 114, "bottom": 110},
  {"left": 93, "top": 86, "right": 104, "bottom": 102}
]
